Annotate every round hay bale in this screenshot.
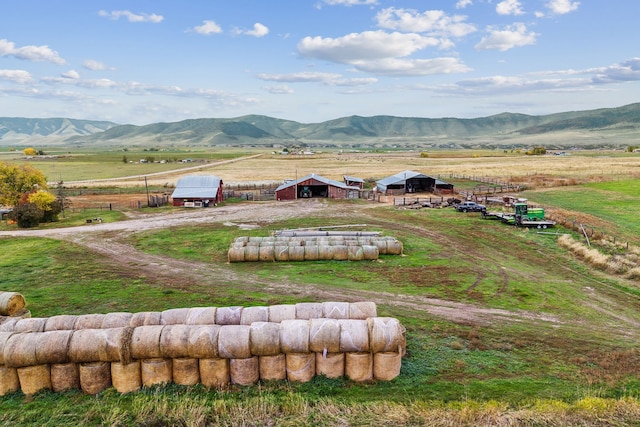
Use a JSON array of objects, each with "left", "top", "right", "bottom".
[
  {"left": 36, "top": 330, "right": 73, "bottom": 365},
  {"left": 304, "top": 245, "right": 319, "bottom": 261},
  {"left": 244, "top": 246, "right": 260, "bottom": 262},
  {"left": 339, "top": 319, "right": 370, "bottom": 353},
  {"left": 227, "top": 247, "right": 245, "bottom": 263},
  {"left": 102, "top": 312, "right": 133, "bottom": 329},
  {"left": 368, "top": 317, "right": 405, "bottom": 354},
  {"left": 111, "top": 360, "right": 141, "bottom": 394},
  {"left": 315, "top": 352, "right": 344, "bottom": 379},
  {"left": 349, "top": 302, "right": 377, "bottom": 320},
  {"left": 13, "top": 317, "right": 46, "bottom": 333},
  {"left": 0, "top": 331, "right": 14, "bottom": 365},
  {"left": 345, "top": 352, "right": 373, "bottom": 382},
  {"left": 280, "top": 319, "right": 310, "bottom": 354},
  {"left": 385, "top": 239, "right": 403, "bottom": 255},
  {"left": 160, "top": 308, "right": 190, "bottom": 325},
  {"left": 218, "top": 325, "right": 251, "bottom": 359},
  {"left": 0, "top": 317, "right": 19, "bottom": 332},
  {"left": 371, "top": 239, "right": 387, "bottom": 254},
  {"left": 317, "top": 245, "right": 334, "bottom": 261},
  {"left": 172, "top": 357, "right": 200, "bottom": 386},
  {"left": 129, "top": 311, "right": 162, "bottom": 327},
  {"left": 259, "top": 245, "right": 275, "bottom": 262},
  {"left": 160, "top": 324, "right": 191, "bottom": 359},
  {"left": 240, "top": 306, "right": 269, "bottom": 325},
  {"left": 332, "top": 245, "right": 349, "bottom": 261},
  {"left": 234, "top": 236, "right": 249, "bottom": 244},
  {"left": 215, "top": 306, "right": 243, "bottom": 325},
  {"left": 249, "top": 322, "right": 280, "bottom": 356},
  {"left": 187, "top": 325, "right": 221, "bottom": 359},
  {"left": 229, "top": 357, "right": 259, "bottom": 386},
  {"left": 69, "top": 327, "right": 134, "bottom": 363},
  {"left": 44, "top": 315, "right": 78, "bottom": 331},
  {"left": 17, "top": 365, "right": 51, "bottom": 396},
  {"left": 185, "top": 307, "right": 217, "bottom": 325},
  {"left": 75, "top": 314, "right": 106, "bottom": 330},
  {"left": 268, "top": 304, "right": 296, "bottom": 323},
  {"left": 230, "top": 241, "right": 246, "bottom": 249},
  {"left": 373, "top": 352, "right": 402, "bottom": 381},
  {"left": 323, "top": 302, "right": 350, "bottom": 319},
  {"left": 362, "top": 245, "right": 379, "bottom": 261},
  {"left": 199, "top": 358, "right": 229, "bottom": 389},
  {"left": 273, "top": 246, "right": 290, "bottom": 261},
  {"left": 288, "top": 246, "right": 305, "bottom": 261},
  {"left": 50, "top": 363, "right": 79, "bottom": 393},
  {"left": 286, "top": 353, "right": 315, "bottom": 383},
  {"left": 79, "top": 361, "right": 111, "bottom": 395},
  {"left": 295, "top": 302, "right": 323, "bottom": 320},
  {"left": 0, "top": 292, "right": 26, "bottom": 316},
  {"left": 131, "top": 325, "right": 165, "bottom": 359},
  {"left": 0, "top": 365, "right": 19, "bottom": 396},
  {"left": 141, "top": 358, "right": 172, "bottom": 387},
  {"left": 309, "top": 318, "right": 340, "bottom": 353},
  {"left": 4, "top": 332, "right": 39, "bottom": 368},
  {"left": 259, "top": 354, "right": 286, "bottom": 381},
  {"left": 347, "top": 246, "right": 364, "bottom": 261}
]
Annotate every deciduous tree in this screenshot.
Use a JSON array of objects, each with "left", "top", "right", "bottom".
[{"left": 0, "top": 162, "right": 48, "bottom": 206}]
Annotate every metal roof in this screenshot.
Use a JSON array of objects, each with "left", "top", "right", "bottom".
[
  {"left": 275, "top": 173, "right": 360, "bottom": 192},
  {"left": 376, "top": 170, "right": 428, "bottom": 187},
  {"left": 171, "top": 175, "right": 221, "bottom": 199},
  {"left": 343, "top": 175, "right": 364, "bottom": 183}
]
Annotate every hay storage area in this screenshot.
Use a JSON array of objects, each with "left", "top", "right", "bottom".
[
  {"left": 79, "top": 361, "right": 111, "bottom": 395},
  {"left": 50, "top": 362, "right": 79, "bottom": 393}
]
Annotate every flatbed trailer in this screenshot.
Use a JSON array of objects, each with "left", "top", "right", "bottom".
[{"left": 482, "top": 208, "right": 556, "bottom": 228}]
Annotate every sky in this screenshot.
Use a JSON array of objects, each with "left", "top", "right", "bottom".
[{"left": 1, "top": 0, "right": 639, "bottom": 125}]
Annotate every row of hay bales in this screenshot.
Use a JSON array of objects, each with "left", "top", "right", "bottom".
[
  {"left": 0, "top": 303, "right": 406, "bottom": 397},
  {"left": 228, "top": 236, "right": 403, "bottom": 262}
]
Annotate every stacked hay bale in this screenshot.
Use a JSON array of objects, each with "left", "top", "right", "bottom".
[
  {"left": 0, "top": 301, "right": 405, "bottom": 396},
  {"left": 228, "top": 236, "right": 403, "bottom": 262}
]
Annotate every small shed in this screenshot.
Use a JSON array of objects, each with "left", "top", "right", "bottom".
[
  {"left": 343, "top": 175, "right": 365, "bottom": 190},
  {"left": 376, "top": 170, "right": 453, "bottom": 195},
  {"left": 171, "top": 175, "right": 223, "bottom": 207},
  {"left": 275, "top": 173, "right": 360, "bottom": 200}
]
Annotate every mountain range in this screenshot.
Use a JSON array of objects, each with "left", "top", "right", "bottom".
[{"left": 2, "top": 103, "right": 640, "bottom": 149}]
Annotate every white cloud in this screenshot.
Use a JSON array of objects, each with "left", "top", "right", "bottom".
[
  {"left": 456, "top": 0, "right": 472, "bottom": 8},
  {"left": 98, "top": 10, "right": 164, "bottom": 23},
  {"left": 351, "top": 57, "right": 471, "bottom": 76},
  {"left": 546, "top": 0, "right": 580, "bottom": 15},
  {"left": 0, "top": 39, "right": 65, "bottom": 65},
  {"left": 257, "top": 71, "right": 377, "bottom": 86},
  {"left": 375, "top": 8, "right": 476, "bottom": 38},
  {"left": 263, "top": 85, "right": 294, "bottom": 94},
  {"left": 193, "top": 20, "right": 222, "bottom": 35},
  {"left": 475, "top": 23, "right": 537, "bottom": 51},
  {"left": 244, "top": 23, "right": 269, "bottom": 38},
  {"left": 321, "top": 0, "right": 378, "bottom": 6},
  {"left": 83, "top": 60, "right": 107, "bottom": 71},
  {"left": 61, "top": 70, "right": 80, "bottom": 79},
  {"left": 0, "top": 69, "right": 33, "bottom": 84},
  {"left": 496, "top": 0, "right": 524, "bottom": 16}
]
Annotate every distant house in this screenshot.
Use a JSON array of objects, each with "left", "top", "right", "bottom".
[
  {"left": 343, "top": 175, "right": 365, "bottom": 190},
  {"left": 376, "top": 170, "right": 454, "bottom": 195},
  {"left": 171, "top": 175, "right": 223, "bottom": 207},
  {"left": 275, "top": 173, "right": 360, "bottom": 200}
]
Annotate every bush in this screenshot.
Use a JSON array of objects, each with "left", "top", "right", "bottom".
[{"left": 10, "top": 202, "right": 44, "bottom": 228}]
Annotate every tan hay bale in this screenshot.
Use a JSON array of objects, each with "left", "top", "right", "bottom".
[
  {"left": 280, "top": 319, "right": 310, "bottom": 354},
  {"left": 345, "top": 352, "right": 373, "bottom": 382},
  {"left": 332, "top": 245, "right": 349, "bottom": 261},
  {"left": 309, "top": 318, "right": 340, "bottom": 353},
  {"left": 141, "top": 358, "right": 172, "bottom": 387},
  {"left": 244, "top": 246, "right": 260, "bottom": 262},
  {"left": 4, "top": 332, "right": 39, "bottom": 368},
  {"left": 323, "top": 302, "right": 350, "bottom": 319},
  {"left": 13, "top": 317, "right": 47, "bottom": 333},
  {"left": 317, "top": 245, "right": 334, "bottom": 261},
  {"left": 160, "top": 308, "right": 190, "bottom": 325},
  {"left": 102, "top": 312, "right": 133, "bottom": 329},
  {"left": 339, "top": 319, "right": 370, "bottom": 353},
  {"left": 199, "top": 358, "right": 229, "bottom": 389},
  {"left": 227, "top": 246, "right": 245, "bottom": 263},
  {"left": 218, "top": 325, "right": 251, "bottom": 359},
  {"left": 362, "top": 245, "right": 379, "bottom": 261},
  {"left": 286, "top": 353, "right": 315, "bottom": 383},
  {"left": 69, "top": 327, "right": 134, "bottom": 363},
  {"left": 349, "top": 302, "right": 377, "bottom": 320},
  {"left": 259, "top": 354, "right": 286, "bottom": 381},
  {"left": 347, "top": 246, "right": 364, "bottom": 261},
  {"left": 230, "top": 241, "right": 246, "bottom": 249},
  {"left": 160, "top": 324, "right": 191, "bottom": 359},
  {"left": 50, "top": 363, "right": 80, "bottom": 392},
  {"left": 0, "top": 292, "right": 26, "bottom": 316},
  {"left": 295, "top": 302, "right": 323, "bottom": 320},
  {"left": 44, "top": 315, "right": 78, "bottom": 331},
  {"left": 172, "top": 357, "right": 200, "bottom": 386},
  {"left": 386, "top": 239, "right": 403, "bottom": 255},
  {"left": 372, "top": 239, "right": 387, "bottom": 254},
  {"left": 288, "top": 246, "right": 305, "bottom": 261},
  {"left": 187, "top": 325, "right": 220, "bottom": 359},
  {"left": 249, "top": 322, "right": 281, "bottom": 356},
  {"left": 215, "top": 306, "right": 243, "bottom": 325},
  {"left": 36, "top": 330, "right": 73, "bottom": 365},
  {"left": 75, "top": 314, "right": 106, "bottom": 330},
  {"left": 373, "top": 352, "right": 402, "bottom": 381},
  {"left": 259, "top": 245, "right": 275, "bottom": 262},
  {"left": 79, "top": 361, "right": 111, "bottom": 395},
  {"left": 185, "top": 307, "right": 217, "bottom": 325},
  {"left": 368, "top": 317, "right": 406, "bottom": 354},
  {"left": 229, "top": 357, "right": 259, "bottom": 386},
  {"left": 315, "top": 352, "right": 345, "bottom": 379},
  {"left": 111, "top": 361, "right": 141, "bottom": 394},
  {"left": 240, "top": 306, "right": 269, "bottom": 325},
  {"left": 17, "top": 365, "right": 51, "bottom": 396},
  {"left": 0, "top": 331, "right": 14, "bottom": 365},
  {"left": 234, "top": 236, "right": 249, "bottom": 244},
  {"left": 304, "top": 245, "right": 319, "bottom": 261},
  {"left": 0, "top": 365, "right": 20, "bottom": 396},
  {"left": 12, "top": 309, "right": 30, "bottom": 320},
  {"left": 268, "top": 304, "right": 296, "bottom": 323},
  {"left": 129, "top": 311, "right": 162, "bottom": 327},
  {"left": 131, "top": 325, "right": 165, "bottom": 359},
  {"left": 0, "top": 317, "right": 19, "bottom": 332},
  {"left": 274, "top": 245, "right": 290, "bottom": 261}
]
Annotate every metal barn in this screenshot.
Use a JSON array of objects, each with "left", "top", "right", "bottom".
[
  {"left": 171, "top": 175, "right": 223, "bottom": 207},
  {"left": 275, "top": 173, "right": 361, "bottom": 200},
  {"left": 375, "top": 170, "right": 454, "bottom": 195}
]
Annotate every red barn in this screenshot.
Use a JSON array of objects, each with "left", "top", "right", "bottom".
[
  {"left": 171, "top": 175, "right": 223, "bottom": 207},
  {"left": 275, "top": 173, "right": 360, "bottom": 201}
]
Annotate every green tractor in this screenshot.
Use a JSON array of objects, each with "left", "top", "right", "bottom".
[{"left": 513, "top": 203, "right": 555, "bottom": 228}]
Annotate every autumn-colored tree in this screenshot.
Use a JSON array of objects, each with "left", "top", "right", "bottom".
[
  {"left": 0, "top": 162, "right": 48, "bottom": 206},
  {"left": 23, "top": 147, "right": 37, "bottom": 156}
]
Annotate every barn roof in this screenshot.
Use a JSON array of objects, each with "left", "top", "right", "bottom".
[
  {"left": 275, "top": 173, "right": 360, "bottom": 192},
  {"left": 171, "top": 175, "right": 222, "bottom": 199},
  {"left": 343, "top": 175, "right": 364, "bottom": 183},
  {"left": 376, "top": 170, "right": 429, "bottom": 187}
]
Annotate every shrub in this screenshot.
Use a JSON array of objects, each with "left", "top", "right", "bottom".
[{"left": 10, "top": 202, "right": 44, "bottom": 228}]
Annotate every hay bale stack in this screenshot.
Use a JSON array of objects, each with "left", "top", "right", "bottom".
[
  {"left": 368, "top": 317, "right": 406, "bottom": 354},
  {"left": 160, "top": 325, "right": 191, "bottom": 359},
  {"left": 295, "top": 303, "right": 323, "bottom": 320},
  {"left": 215, "top": 306, "right": 243, "bottom": 325},
  {"left": 317, "top": 245, "right": 334, "bottom": 261},
  {"left": 75, "top": 314, "right": 106, "bottom": 330},
  {"left": 309, "top": 318, "right": 340, "bottom": 354},
  {"left": 0, "top": 292, "right": 26, "bottom": 316},
  {"left": 160, "top": 308, "right": 190, "bottom": 325},
  {"left": 323, "top": 302, "right": 350, "bottom": 319},
  {"left": 111, "top": 361, "right": 141, "bottom": 393},
  {"left": 102, "top": 312, "right": 133, "bottom": 329},
  {"left": 69, "top": 327, "right": 133, "bottom": 364},
  {"left": 79, "top": 361, "right": 112, "bottom": 395},
  {"left": 4, "top": 332, "right": 39, "bottom": 367},
  {"left": 259, "top": 245, "right": 275, "bottom": 262},
  {"left": 349, "top": 302, "right": 377, "bottom": 320},
  {"left": 218, "top": 325, "right": 251, "bottom": 359},
  {"left": 131, "top": 325, "right": 165, "bottom": 360},
  {"left": 373, "top": 352, "right": 402, "bottom": 381},
  {"left": 259, "top": 354, "right": 286, "bottom": 381},
  {"left": 44, "top": 315, "right": 78, "bottom": 331},
  {"left": 362, "top": 245, "right": 379, "bottom": 261},
  {"left": 185, "top": 307, "right": 217, "bottom": 325},
  {"left": 172, "top": 358, "right": 200, "bottom": 386},
  {"left": 50, "top": 362, "right": 80, "bottom": 393},
  {"left": 347, "top": 246, "right": 364, "bottom": 261},
  {"left": 249, "top": 322, "right": 280, "bottom": 356},
  {"left": 141, "top": 358, "right": 172, "bottom": 387},
  {"left": 274, "top": 246, "right": 289, "bottom": 261},
  {"left": 315, "top": 352, "right": 344, "bottom": 379},
  {"left": 385, "top": 238, "right": 403, "bottom": 255},
  {"left": 14, "top": 317, "right": 46, "bottom": 333},
  {"left": 227, "top": 246, "right": 245, "bottom": 263},
  {"left": 0, "top": 331, "right": 14, "bottom": 366},
  {"left": 17, "top": 364, "right": 51, "bottom": 396},
  {"left": 304, "top": 245, "right": 319, "bottom": 261},
  {"left": 339, "top": 320, "right": 370, "bottom": 353},
  {"left": 0, "top": 365, "right": 19, "bottom": 396},
  {"left": 36, "top": 330, "right": 74, "bottom": 365},
  {"left": 288, "top": 246, "right": 305, "bottom": 261},
  {"left": 345, "top": 352, "right": 373, "bottom": 382},
  {"left": 244, "top": 246, "right": 260, "bottom": 262},
  {"left": 199, "top": 358, "right": 229, "bottom": 389},
  {"left": 229, "top": 357, "right": 259, "bottom": 386},
  {"left": 268, "top": 304, "right": 296, "bottom": 323},
  {"left": 129, "top": 312, "right": 161, "bottom": 327},
  {"left": 286, "top": 353, "right": 315, "bottom": 383},
  {"left": 187, "top": 325, "right": 220, "bottom": 359},
  {"left": 240, "top": 306, "right": 269, "bottom": 325},
  {"left": 0, "top": 317, "right": 19, "bottom": 332},
  {"left": 332, "top": 245, "right": 349, "bottom": 261},
  {"left": 280, "top": 319, "right": 310, "bottom": 354}
]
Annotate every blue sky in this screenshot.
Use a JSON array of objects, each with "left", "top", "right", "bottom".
[{"left": 1, "top": 0, "right": 639, "bottom": 125}]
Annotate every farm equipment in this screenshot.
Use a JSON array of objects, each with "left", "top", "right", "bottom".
[
  {"left": 483, "top": 202, "right": 556, "bottom": 228},
  {"left": 300, "top": 186, "right": 312, "bottom": 198}
]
